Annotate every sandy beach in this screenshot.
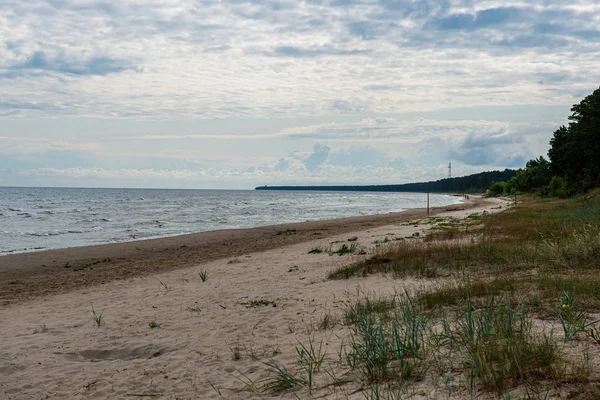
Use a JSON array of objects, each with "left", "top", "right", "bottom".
[{"left": 0, "top": 196, "right": 510, "bottom": 399}]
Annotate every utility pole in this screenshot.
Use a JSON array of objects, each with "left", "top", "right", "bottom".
[{"left": 448, "top": 162, "right": 452, "bottom": 179}]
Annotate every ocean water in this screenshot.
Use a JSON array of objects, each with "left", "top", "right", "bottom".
[{"left": 0, "top": 187, "right": 463, "bottom": 254}]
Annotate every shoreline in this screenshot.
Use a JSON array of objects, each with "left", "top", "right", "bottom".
[
  {"left": 0, "top": 195, "right": 511, "bottom": 399},
  {"left": 0, "top": 192, "right": 464, "bottom": 257},
  {"left": 0, "top": 191, "right": 464, "bottom": 258},
  {"left": 0, "top": 196, "right": 487, "bottom": 305}
]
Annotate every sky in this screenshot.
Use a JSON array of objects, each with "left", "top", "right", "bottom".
[{"left": 1, "top": 0, "right": 599, "bottom": 189}]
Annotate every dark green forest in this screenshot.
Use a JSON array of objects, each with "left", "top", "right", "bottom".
[{"left": 256, "top": 169, "right": 516, "bottom": 193}]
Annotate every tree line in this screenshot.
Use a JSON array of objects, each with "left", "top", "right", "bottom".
[
  {"left": 255, "top": 169, "right": 517, "bottom": 193},
  {"left": 489, "top": 86, "right": 600, "bottom": 197}
]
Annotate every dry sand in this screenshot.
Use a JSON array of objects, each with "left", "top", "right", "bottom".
[{"left": 0, "top": 196, "right": 510, "bottom": 399}]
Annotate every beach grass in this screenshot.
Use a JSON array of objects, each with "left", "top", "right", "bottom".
[
  {"left": 332, "top": 243, "right": 358, "bottom": 256},
  {"left": 148, "top": 320, "right": 160, "bottom": 329},
  {"left": 91, "top": 304, "right": 104, "bottom": 327},
  {"left": 198, "top": 269, "right": 208, "bottom": 282},
  {"left": 248, "top": 190, "right": 600, "bottom": 398},
  {"left": 308, "top": 247, "right": 324, "bottom": 254},
  {"left": 239, "top": 299, "right": 276, "bottom": 308},
  {"left": 330, "top": 190, "right": 600, "bottom": 286}
]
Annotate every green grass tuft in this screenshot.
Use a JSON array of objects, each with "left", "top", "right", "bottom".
[
  {"left": 198, "top": 269, "right": 208, "bottom": 282},
  {"left": 261, "top": 360, "right": 306, "bottom": 394},
  {"left": 91, "top": 304, "right": 104, "bottom": 327},
  {"left": 240, "top": 299, "right": 276, "bottom": 308}
]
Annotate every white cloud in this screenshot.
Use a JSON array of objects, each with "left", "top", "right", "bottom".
[
  {"left": 0, "top": 1, "right": 598, "bottom": 120},
  {"left": 1, "top": 0, "right": 598, "bottom": 187}
]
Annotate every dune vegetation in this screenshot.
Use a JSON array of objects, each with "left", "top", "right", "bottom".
[{"left": 246, "top": 190, "right": 600, "bottom": 399}]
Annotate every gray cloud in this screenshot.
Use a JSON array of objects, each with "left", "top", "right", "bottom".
[
  {"left": 12, "top": 51, "right": 137, "bottom": 76},
  {"left": 348, "top": 20, "right": 395, "bottom": 40},
  {"left": 283, "top": 143, "right": 409, "bottom": 174},
  {"left": 448, "top": 129, "right": 531, "bottom": 167},
  {"left": 329, "top": 146, "right": 386, "bottom": 167},
  {"left": 1, "top": 0, "right": 598, "bottom": 118},
  {"left": 274, "top": 157, "right": 290, "bottom": 171},
  {"left": 0, "top": 101, "right": 47, "bottom": 110},
  {"left": 331, "top": 100, "right": 367, "bottom": 113},
  {"left": 270, "top": 46, "right": 370, "bottom": 58},
  {"left": 304, "top": 143, "right": 331, "bottom": 172},
  {"left": 429, "top": 7, "right": 524, "bottom": 31}
]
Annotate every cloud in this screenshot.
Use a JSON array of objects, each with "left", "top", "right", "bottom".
[
  {"left": 328, "top": 146, "right": 382, "bottom": 167},
  {"left": 0, "top": 132, "right": 543, "bottom": 189},
  {"left": 331, "top": 100, "right": 367, "bottom": 113},
  {"left": 273, "top": 157, "right": 290, "bottom": 171},
  {"left": 387, "top": 157, "right": 407, "bottom": 170},
  {"left": 0, "top": 162, "right": 461, "bottom": 189},
  {"left": 328, "top": 146, "right": 408, "bottom": 170},
  {"left": 0, "top": 0, "right": 597, "bottom": 118},
  {"left": 278, "top": 117, "right": 506, "bottom": 142},
  {"left": 275, "top": 143, "right": 409, "bottom": 177},
  {"left": 270, "top": 46, "right": 370, "bottom": 58},
  {"left": 304, "top": 143, "right": 331, "bottom": 172},
  {"left": 348, "top": 20, "right": 393, "bottom": 40},
  {"left": 448, "top": 129, "right": 532, "bottom": 167},
  {"left": 0, "top": 0, "right": 599, "bottom": 188},
  {"left": 10, "top": 51, "right": 137, "bottom": 76}
]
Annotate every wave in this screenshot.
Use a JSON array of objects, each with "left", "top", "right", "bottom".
[
  {"left": 25, "top": 226, "right": 104, "bottom": 237},
  {"left": 1, "top": 189, "right": 462, "bottom": 255},
  {"left": 78, "top": 217, "right": 112, "bottom": 223},
  {"left": 0, "top": 246, "right": 46, "bottom": 255}
]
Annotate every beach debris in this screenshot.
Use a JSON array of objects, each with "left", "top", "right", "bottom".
[
  {"left": 412, "top": 232, "right": 420, "bottom": 237},
  {"left": 347, "top": 236, "right": 358, "bottom": 242}
]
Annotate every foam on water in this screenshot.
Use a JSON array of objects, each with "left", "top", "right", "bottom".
[{"left": 0, "top": 187, "right": 463, "bottom": 254}]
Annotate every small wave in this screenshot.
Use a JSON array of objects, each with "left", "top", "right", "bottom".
[
  {"left": 26, "top": 226, "right": 103, "bottom": 237},
  {"left": 39, "top": 210, "right": 56, "bottom": 215},
  {"left": 78, "top": 217, "right": 111, "bottom": 223},
  {"left": 17, "top": 213, "right": 32, "bottom": 218},
  {"left": 8, "top": 207, "right": 23, "bottom": 212},
  {"left": 1, "top": 246, "right": 47, "bottom": 255},
  {"left": 28, "top": 232, "right": 56, "bottom": 237}
]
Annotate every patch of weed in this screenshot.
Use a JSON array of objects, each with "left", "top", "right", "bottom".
[
  {"left": 148, "top": 320, "right": 160, "bottom": 329},
  {"left": 240, "top": 299, "right": 276, "bottom": 308}
]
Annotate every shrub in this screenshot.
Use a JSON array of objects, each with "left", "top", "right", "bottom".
[
  {"left": 488, "top": 181, "right": 506, "bottom": 196},
  {"left": 548, "top": 176, "right": 568, "bottom": 198}
]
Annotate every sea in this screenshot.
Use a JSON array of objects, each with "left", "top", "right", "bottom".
[{"left": 0, "top": 187, "right": 463, "bottom": 255}]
